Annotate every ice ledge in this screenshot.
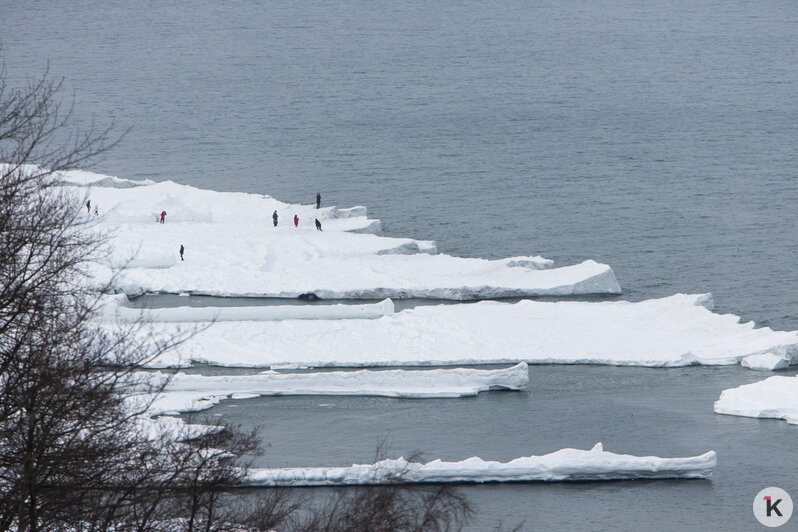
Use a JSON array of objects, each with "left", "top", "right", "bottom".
[
  {"left": 100, "top": 297, "right": 396, "bottom": 322},
  {"left": 140, "top": 363, "right": 530, "bottom": 416},
  {"left": 243, "top": 443, "right": 717, "bottom": 486},
  {"left": 714, "top": 376, "right": 798, "bottom": 425}
]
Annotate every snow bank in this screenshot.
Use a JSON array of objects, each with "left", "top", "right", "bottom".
[
  {"left": 55, "top": 171, "right": 619, "bottom": 299},
  {"left": 141, "top": 363, "right": 529, "bottom": 415},
  {"left": 101, "top": 297, "right": 395, "bottom": 322},
  {"left": 244, "top": 443, "right": 717, "bottom": 486},
  {"left": 135, "top": 294, "right": 798, "bottom": 368},
  {"left": 714, "top": 376, "right": 798, "bottom": 425}
]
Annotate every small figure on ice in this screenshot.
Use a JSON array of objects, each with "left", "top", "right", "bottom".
[
  {"left": 86, "top": 199, "right": 91, "bottom": 213},
  {"left": 272, "top": 210, "right": 278, "bottom": 227},
  {"left": 315, "top": 218, "right": 322, "bottom": 231},
  {"left": 179, "top": 244, "right": 184, "bottom": 261},
  {"left": 160, "top": 210, "right": 167, "bottom": 224},
  {"left": 93, "top": 205, "right": 98, "bottom": 216},
  {"left": 293, "top": 214, "right": 299, "bottom": 227},
  {"left": 316, "top": 192, "right": 321, "bottom": 209}
]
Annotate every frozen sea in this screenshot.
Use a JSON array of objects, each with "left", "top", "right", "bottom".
[{"left": 4, "top": 0, "right": 798, "bottom": 529}]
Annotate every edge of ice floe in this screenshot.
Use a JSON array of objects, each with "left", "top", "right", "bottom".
[
  {"left": 714, "top": 375, "right": 798, "bottom": 425},
  {"left": 141, "top": 363, "right": 530, "bottom": 416},
  {"left": 243, "top": 442, "right": 717, "bottom": 486}
]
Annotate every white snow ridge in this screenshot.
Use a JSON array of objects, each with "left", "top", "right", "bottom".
[{"left": 244, "top": 443, "right": 717, "bottom": 486}]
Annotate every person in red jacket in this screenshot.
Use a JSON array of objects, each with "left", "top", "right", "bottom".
[
  {"left": 293, "top": 214, "right": 299, "bottom": 227},
  {"left": 160, "top": 210, "right": 167, "bottom": 224}
]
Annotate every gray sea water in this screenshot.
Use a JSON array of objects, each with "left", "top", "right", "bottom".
[{"left": 3, "top": 0, "right": 798, "bottom": 529}]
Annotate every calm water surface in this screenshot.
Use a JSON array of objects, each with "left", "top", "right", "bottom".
[{"left": 4, "top": 0, "right": 798, "bottom": 529}]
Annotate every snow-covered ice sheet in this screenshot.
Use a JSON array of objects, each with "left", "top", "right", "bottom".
[
  {"left": 714, "top": 376, "right": 798, "bottom": 425},
  {"left": 243, "top": 443, "right": 717, "bottom": 486},
  {"left": 136, "top": 294, "right": 798, "bottom": 368},
  {"left": 101, "top": 295, "right": 395, "bottom": 322},
  {"left": 54, "top": 171, "right": 618, "bottom": 299},
  {"left": 141, "top": 363, "right": 529, "bottom": 415}
]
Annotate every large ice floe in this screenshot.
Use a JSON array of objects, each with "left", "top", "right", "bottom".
[
  {"left": 54, "top": 169, "right": 621, "bottom": 299},
  {"left": 243, "top": 443, "right": 717, "bottom": 486},
  {"left": 141, "top": 363, "right": 529, "bottom": 415},
  {"left": 714, "top": 376, "right": 798, "bottom": 425},
  {"left": 125, "top": 293, "right": 798, "bottom": 368}
]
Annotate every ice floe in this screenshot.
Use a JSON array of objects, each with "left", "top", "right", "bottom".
[
  {"left": 51, "top": 169, "right": 620, "bottom": 299},
  {"left": 740, "top": 352, "right": 791, "bottom": 371},
  {"left": 140, "top": 363, "right": 529, "bottom": 415},
  {"left": 243, "top": 443, "right": 717, "bottom": 486},
  {"left": 131, "top": 294, "right": 798, "bottom": 368},
  {"left": 714, "top": 376, "right": 798, "bottom": 425},
  {"left": 100, "top": 295, "right": 395, "bottom": 322}
]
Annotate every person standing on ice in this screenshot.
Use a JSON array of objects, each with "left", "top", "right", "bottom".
[
  {"left": 160, "top": 210, "right": 166, "bottom": 224},
  {"left": 316, "top": 192, "right": 321, "bottom": 209},
  {"left": 86, "top": 199, "right": 91, "bottom": 213},
  {"left": 293, "top": 214, "right": 299, "bottom": 227},
  {"left": 315, "top": 218, "right": 322, "bottom": 231},
  {"left": 272, "top": 210, "right": 278, "bottom": 227},
  {"left": 93, "top": 205, "right": 98, "bottom": 216},
  {"left": 179, "top": 244, "right": 184, "bottom": 261}
]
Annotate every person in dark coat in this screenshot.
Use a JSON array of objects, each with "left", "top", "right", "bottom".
[
  {"left": 160, "top": 210, "right": 167, "bottom": 224},
  {"left": 86, "top": 199, "right": 91, "bottom": 213},
  {"left": 315, "top": 218, "right": 322, "bottom": 231},
  {"left": 179, "top": 244, "right": 184, "bottom": 261},
  {"left": 316, "top": 192, "right": 321, "bottom": 209},
  {"left": 293, "top": 214, "right": 299, "bottom": 227},
  {"left": 273, "top": 210, "right": 278, "bottom": 227}
]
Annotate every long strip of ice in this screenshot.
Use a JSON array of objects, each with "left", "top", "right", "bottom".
[
  {"left": 714, "top": 376, "right": 798, "bottom": 425},
  {"left": 140, "top": 363, "right": 529, "bottom": 416},
  {"left": 243, "top": 443, "right": 717, "bottom": 486},
  {"left": 101, "top": 295, "right": 395, "bottom": 322},
  {"left": 55, "top": 170, "right": 621, "bottom": 299},
  {"left": 133, "top": 294, "right": 798, "bottom": 368}
]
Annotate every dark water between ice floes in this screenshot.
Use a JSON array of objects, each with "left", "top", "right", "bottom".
[{"left": 198, "top": 364, "right": 798, "bottom": 531}]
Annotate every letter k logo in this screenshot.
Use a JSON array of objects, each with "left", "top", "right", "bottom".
[{"left": 765, "top": 496, "right": 783, "bottom": 517}]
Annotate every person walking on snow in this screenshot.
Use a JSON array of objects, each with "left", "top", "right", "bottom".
[
  {"left": 160, "top": 210, "right": 166, "bottom": 224},
  {"left": 94, "top": 205, "right": 98, "bottom": 216},
  {"left": 179, "top": 244, "right": 184, "bottom": 261},
  {"left": 293, "top": 214, "right": 299, "bottom": 227},
  {"left": 316, "top": 192, "right": 321, "bottom": 209},
  {"left": 86, "top": 199, "right": 91, "bottom": 213},
  {"left": 272, "top": 210, "right": 278, "bottom": 227},
  {"left": 315, "top": 218, "right": 322, "bottom": 231}
]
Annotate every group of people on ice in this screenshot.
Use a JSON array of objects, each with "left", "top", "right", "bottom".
[
  {"left": 272, "top": 192, "right": 323, "bottom": 231},
  {"left": 273, "top": 210, "right": 323, "bottom": 231},
  {"left": 134, "top": 192, "right": 324, "bottom": 263}
]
